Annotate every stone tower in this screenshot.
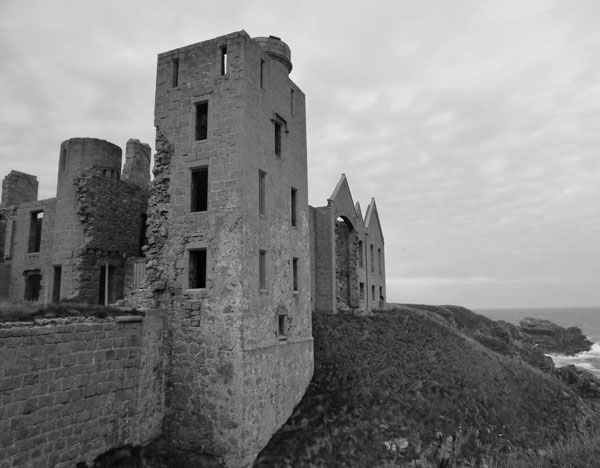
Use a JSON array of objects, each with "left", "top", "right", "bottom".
[{"left": 149, "top": 31, "right": 313, "bottom": 466}]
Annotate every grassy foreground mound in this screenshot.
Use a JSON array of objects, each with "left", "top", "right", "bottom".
[{"left": 253, "top": 306, "right": 600, "bottom": 468}]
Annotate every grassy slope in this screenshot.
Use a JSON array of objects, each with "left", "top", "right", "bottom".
[{"left": 253, "top": 306, "right": 599, "bottom": 468}]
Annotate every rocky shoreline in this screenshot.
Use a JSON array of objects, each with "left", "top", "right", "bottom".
[{"left": 518, "top": 316, "right": 593, "bottom": 355}]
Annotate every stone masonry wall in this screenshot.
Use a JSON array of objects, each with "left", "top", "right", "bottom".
[{"left": 0, "top": 312, "right": 164, "bottom": 468}]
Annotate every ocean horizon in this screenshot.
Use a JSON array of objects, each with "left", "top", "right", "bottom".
[{"left": 476, "top": 306, "right": 600, "bottom": 377}]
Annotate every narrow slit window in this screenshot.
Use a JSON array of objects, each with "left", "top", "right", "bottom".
[
  {"left": 52, "top": 266, "right": 62, "bottom": 303},
  {"left": 378, "top": 248, "right": 382, "bottom": 274},
  {"left": 291, "top": 187, "right": 297, "bottom": 227},
  {"left": 259, "top": 170, "right": 266, "bottom": 216},
  {"left": 359, "top": 282, "right": 364, "bottom": 300},
  {"left": 292, "top": 257, "right": 298, "bottom": 292},
  {"left": 189, "top": 249, "right": 207, "bottom": 289},
  {"left": 260, "top": 59, "right": 265, "bottom": 88},
  {"left": 259, "top": 250, "right": 267, "bottom": 290},
  {"left": 60, "top": 148, "right": 67, "bottom": 172},
  {"left": 28, "top": 211, "right": 43, "bottom": 253},
  {"left": 220, "top": 46, "right": 228, "bottom": 75},
  {"left": 195, "top": 101, "right": 208, "bottom": 141},
  {"left": 172, "top": 58, "right": 179, "bottom": 87},
  {"left": 379, "top": 287, "right": 384, "bottom": 302},
  {"left": 274, "top": 121, "right": 282, "bottom": 156},
  {"left": 370, "top": 244, "right": 374, "bottom": 273},
  {"left": 191, "top": 167, "right": 208, "bottom": 212},
  {"left": 372, "top": 285, "right": 375, "bottom": 301},
  {"left": 290, "top": 89, "right": 295, "bottom": 115}
]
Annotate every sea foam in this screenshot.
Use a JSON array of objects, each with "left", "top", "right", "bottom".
[{"left": 548, "top": 342, "right": 600, "bottom": 377}]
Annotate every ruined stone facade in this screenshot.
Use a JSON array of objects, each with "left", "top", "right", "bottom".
[
  {"left": 0, "top": 138, "right": 151, "bottom": 305},
  {"left": 0, "top": 31, "right": 385, "bottom": 468},
  {"left": 310, "top": 174, "right": 386, "bottom": 314}
]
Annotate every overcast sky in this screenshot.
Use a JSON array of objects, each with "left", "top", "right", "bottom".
[{"left": 1, "top": 0, "right": 599, "bottom": 309}]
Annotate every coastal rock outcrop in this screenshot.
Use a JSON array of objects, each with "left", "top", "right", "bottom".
[{"left": 519, "top": 317, "right": 592, "bottom": 355}]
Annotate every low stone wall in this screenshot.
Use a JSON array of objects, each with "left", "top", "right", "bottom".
[{"left": 0, "top": 311, "right": 164, "bottom": 468}]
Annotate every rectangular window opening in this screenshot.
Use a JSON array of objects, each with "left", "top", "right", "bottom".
[
  {"left": 189, "top": 249, "right": 207, "bottom": 289},
  {"left": 259, "top": 250, "right": 267, "bottom": 290},
  {"left": 172, "top": 58, "right": 179, "bottom": 87},
  {"left": 259, "top": 170, "right": 266, "bottom": 216},
  {"left": 379, "top": 287, "right": 384, "bottom": 303},
  {"left": 24, "top": 270, "right": 42, "bottom": 302},
  {"left": 358, "top": 241, "right": 364, "bottom": 268},
  {"left": 370, "top": 244, "right": 374, "bottom": 273},
  {"left": 274, "top": 121, "right": 282, "bottom": 156},
  {"left": 220, "top": 46, "right": 228, "bottom": 75},
  {"left": 372, "top": 285, "right": 375, "bottom": 301},
  {"left": 260, "top": 59, "right": 265, "bottom": 88},
  {"left": 191, "top": 167, "right": 208, "bottom": 212},
  {"left": 359, "top": 282, "right": 364, "bottom": 300},
  {"left": 195, "top": 101, "right": 208, "bottom": 141},
  {"left": 291, "top": 187, "right": 297, "bottom": 227},
  {"left": 278, "top": 314, "right": 288, "bottom": 339},
  {"left": 28, "top": 211, "right": 43, "bottom": 253},
  {"left": 52, "top": 266, "right": 62, "bottom": 303},
  {"left": 378, "top": 248, "right": 382, "bottom": 275},
  {"left": 292, "top": 257, "right": 299, "bottom": 292}
]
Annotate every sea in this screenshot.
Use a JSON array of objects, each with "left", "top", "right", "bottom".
[{"left": 476, "top": 307, "right": 600, "bottom": 378}]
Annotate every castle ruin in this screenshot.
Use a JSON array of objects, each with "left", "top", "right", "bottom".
[{"left": 0, "top": 31, "right": 386, "bottom": 467}]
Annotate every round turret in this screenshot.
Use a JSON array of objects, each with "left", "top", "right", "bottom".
[
  {"left": 253, "top": 35, "right": 293, "bottom": 73},
  {"left": 57, "top": 138, "right": 122, "bottom": 192}
]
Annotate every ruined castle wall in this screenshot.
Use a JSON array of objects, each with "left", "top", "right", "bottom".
[
  {"left": 310, "top": 206, "right": 336, "bottom": 313},
  {"left": 74, "top": 173, "right": 148, "bottom": 304},
  {"left": 237, "top": 35, "right": 313, "bottom": 465},
  {"left": 154, "top": 32, "right": 247, "bottom": 462},
  {"left": 1, "top": 171, "right": 38, "bottom": 208},
  {"left": 5, "top": 199, "right": 56, "bottom": 304},
  {"left": 0, "top": 312, "right": 164, "bottom": 468}
]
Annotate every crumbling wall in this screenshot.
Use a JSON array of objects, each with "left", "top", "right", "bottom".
[
  {"left": 1, "top": 171, "right": 38, "bottom": 208},
  {"left": 335, "top": 220, "right": 360, "bottom": 311},
  {"left": 73, "top": 171, "right": 148, "bottom": 304},
  {"left": 0, "top": 312, "right": 164, "bottom": 468}
]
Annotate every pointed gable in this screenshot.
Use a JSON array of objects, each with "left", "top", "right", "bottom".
[
  {"left": 364, "top": 198, "right": 384, "bottom": 242},
  {"left": 328, "top": 174, "right": 359, "bottom": 228}
]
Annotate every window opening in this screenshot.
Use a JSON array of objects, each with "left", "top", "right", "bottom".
[
  {"left": 259, "top": 170, "right": 266, "bottom": 216},
  {"left": 274, "top": 121, "right": 282, "bottom": 156},
  {"left": 292, "top": 257, "right": 298, "bottom": 292},
  {"left": 24, "top": 270, "right": 42, "bottom": 301},
  {"left": 378, "top": 248, "right": 382, "bottom": 274},
  {"left": 99, "top": 264, "right": 108, "bottom": 305},
  {"left": 191, "top": 167, "right": 208, "bottom": 212},
  {"left": 359, "top": 282, "right": 364, "bottom": 300},
  {"left": 379, "top": 287, "right": 384, "bottom": 302},
  {"left": 372, "top": 285, "right": 375, "bottom": 301},
  {"left": 172, "top": 58, "right": 179, "bottom": 87},
  {"left": 290, "top": 89, "right": 295, "bottom": 115},
  {"left": 291, "top": 187, "right": 297, "bottom": 227},
  {"left": 28, "top": 211, "right": 43, "bottom": 253},
  {"left": 278, "top": 314, "right": 288, "bottom": 339},
  {"left": 259, "top": 250, "right": 267, "bottom": 290},
  {"left": 195, "top": 101, "right": 208, "bottom": 141},
  {"left": 358, "top": 241, "right": 364, "bottom": 268},
  {"left": 220, "top": 46, "right": 228, "bottom": 75},
  {"left": 189, "top": 249, "right": 207, "bottom": 289},
  {"left": 260, "top": 59, "right": 265, "bottom": 88},
  {"left": 370, "top": 244, "right": 374, "bottom": 273},
  {"left": 52, "top": 266, "right": 62, "bottom": 303}
]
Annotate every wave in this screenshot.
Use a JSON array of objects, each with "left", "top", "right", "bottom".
[{"left": 548, "top": 343, "right": 600, "bottom": 377}]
